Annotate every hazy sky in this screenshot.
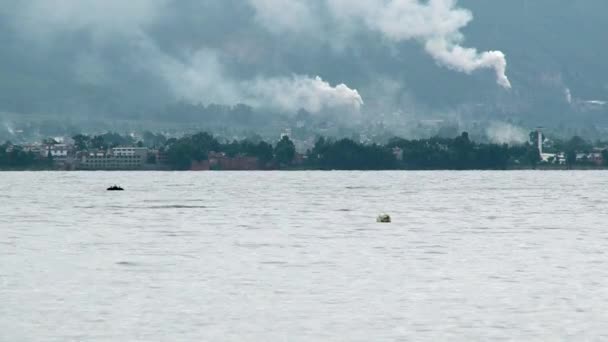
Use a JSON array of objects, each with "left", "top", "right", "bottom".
[{"left": 0, "top": 0, "right": 606, "bottom": 120}]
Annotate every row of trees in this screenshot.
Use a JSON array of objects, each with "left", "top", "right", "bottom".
[
  {"left": 162, "top": 132, "right": 543, "bottom": 171},
  {"left": 72, "top": 133, "right": 139, "bottom": 151},
  {"left": 4, "top": 130, "right": 607, "bottom": 170},
  {"left": 307, "top": 137, "right": 397, "bottom": 170},
  {"left": 0, "top": 143, "right": 47, "bottom": 170},
  {"left": 305, "top": 133, "right": 538, "bottom": 170},
  {"left": 72, "top": 131, "right": 168, "bottom": 151},
  {"left": 163, "top": 131, "right": 608, "bottom": 170},
  {"left": 387, "top": 132, "right": 540, "bottom": 170},
  {"left": 164, "top": 133, "right": 295, "bottom": 170}
]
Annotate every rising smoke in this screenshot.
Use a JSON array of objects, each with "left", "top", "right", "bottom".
[
  {"left": 485, "top": 122, "right": 528, "bottom": 145},
  {"left": 247, "top": 76, "right": 364, "bottom": 113},
  {"left": 145, "top": 45, "right": 363, "bottom": 113},
  {"left": 3, "top": 0, "right": 511, "bottom": 117},
  {"left": 9, "top": 0, "right": 364, "bottom": 114},
  {"left": 251, "top": 0, "right": 512, "bottom": 88}
]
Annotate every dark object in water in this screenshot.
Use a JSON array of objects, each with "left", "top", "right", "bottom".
[
  {"left": 107, "top": 185, "right": 124, "bottom": 191},
  {"left": 377, "top": 214, "right": 391, "bottom": 223}
]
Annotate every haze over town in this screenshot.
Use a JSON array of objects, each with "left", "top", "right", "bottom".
[{"left": 0, "top": 0, "right": 607, "bottom": 144}]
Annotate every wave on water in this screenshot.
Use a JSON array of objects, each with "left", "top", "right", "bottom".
[
  {"left": 115, "top": 261, "right": 138, "bottom": 266},
  {"left": 144, "top": 205, "right": 210, "bottom": 209}
]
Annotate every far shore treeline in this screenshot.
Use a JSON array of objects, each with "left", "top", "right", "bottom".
[{"left": 1, "top": 131, "right": 607, "bottom": 171}]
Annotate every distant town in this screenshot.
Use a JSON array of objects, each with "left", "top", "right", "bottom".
[{"left": 1, "top": 128, "right": 607, "bottom": 171}]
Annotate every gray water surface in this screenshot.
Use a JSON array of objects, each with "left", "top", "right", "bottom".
[{"left": 2, "top": 171, "right": 608, "bottom": 341}]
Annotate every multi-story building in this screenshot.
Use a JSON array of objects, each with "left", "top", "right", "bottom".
[
  {"left": 112, "top": 147, "right": 148, "bottom": 158},
  {"left": 155, "top": 149, "right": 169, "bottom": 165},
  {"left": 44, "top": 144, "right": 71, "bottom": 160},
  {"left": 77, "top": 147, "right": 148, "bottom": 170},
  {"left": 22, "top": 144, "right": 44, "bottom": 155}
]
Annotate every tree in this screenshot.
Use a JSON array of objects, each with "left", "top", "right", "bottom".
[
  {"left": 91, "top": 135, "right": 106, "bottom": 150},
  {"left": 602, "top": 150, "right": 608, "bottom": 166},
  {"left": 101, "top": 132, "right": 134, "bottom": 148},
  {"left": 565, "top": 136, "right": 591, "bottom": 153},
  {"left": 453, "top": 132, "right": 473, "bottom": 169},
  {"left": 255, "top": 141, "right": 274, "bottom": 164},
  {"left": 47, "top": 150, "right": 54, "bottom": 167},
  {"left": 307, "top": 138, "right": 397, "bottom": 170},
  {"left": 274, "top": 136, "right": 296, "bottom": 166},
  {"left": 166, "top": 141, "right": 193, "bottom": 170},
  {"left": 566, "top": 150, "right": 577, "bottom": 167},
  {"left": 191, "top": 132, "right": 220, "bottom": 154},
  {"left": 459, "top": 131, "right": 470, "bottom": 143},
  {"left": 529, "top": 130, "right": 545, "bottom": 145},
  {"left": 165, "top": 132, "right": 220, "bottom": 170},
  {"left": 524, "top": 144, "right": 541, "bottom": 167},
  {"left": 72, "top": 134, "right": 90, "bottom": 151},
  {"left": 143, "top": 131, "right": 167, "bottom": 147},
  {"left": 0, "top": 144, "right": 41, "bottom": 170}
]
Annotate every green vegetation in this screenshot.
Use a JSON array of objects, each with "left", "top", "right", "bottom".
[
  {"left": 165, "top": 132, "right": 220, "bottom": 170},
  {"left": 164, "top": 133, "right": 283, "bottom": 170},
  {"left": 161, "top": 131, "right": 543, "bottom": 170},
  {"left": 274, "top": 136, "right": 296, "bottom": 166},
  {"left": 308, "top": 137, "right": 396, "bottom": 170},
  {"left": 0, "top": 143, "right": 47, "bottom": 170},
  {"left": 387, "top": 133, "right": 514, "bottom": 170},
  {"left": 73, "top": 133, "right": 137, "bottom": 151},
  {"left": 3, "top": 130, "right": 608, "bottom": 171}
]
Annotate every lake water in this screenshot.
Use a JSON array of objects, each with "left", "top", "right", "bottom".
[{"left": 2, "top": 171, "right": 608, "bottom": 341}]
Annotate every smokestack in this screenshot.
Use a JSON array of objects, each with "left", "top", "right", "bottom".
[{"left": 536, "top": 127, "right": 543, "bottom": 155}]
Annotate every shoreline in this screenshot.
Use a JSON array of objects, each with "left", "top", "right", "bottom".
[{"left": 2, "top": 167, "right": 607, "bottom": 172}]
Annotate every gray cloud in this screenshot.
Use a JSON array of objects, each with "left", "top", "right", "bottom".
[
  {"left": 13, "top": 0, "right": 166, "bottom": 35},
  {"left": 3, "top": 0, "right": 509, "bottom": 113},
  {"left": 7, "top": 0, "right": 604, "bottom": 127},
  {"left": 6, "top": 0, "right": 365, "bottom": 114}
]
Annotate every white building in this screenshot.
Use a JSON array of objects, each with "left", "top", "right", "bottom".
[
  {"left": 78, "top": 147, "right": 149, "bottom": 170},
  {"left": 112, "top": 147, "right": 148, "bottom": 157},
  {"left": 43, "top": 144, "right": 71, "bottom": 160}
]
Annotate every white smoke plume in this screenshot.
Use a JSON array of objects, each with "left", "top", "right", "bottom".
[
  {"left": 251, "top": 0, "right": 512, "bottom": 88},
  {"left": 564, "top": 87, "right": 572, "bottom": 104},
  {"left": 486, "top": 122, "right": 528, "bottom": 144},
  {"left": 10, "top": 2, "right": 363, "bottom": 114},
  {"left": 12, "top": 0, "right": 168, "bottom": 39},
  {"left": 151, "top": 47, "right": 363, "bottom": 113},
  {"left": 4, "top": 0, "right": 512, "bottom": 118},
  {"left": 4, "top": 122, "right": 15, "bottom": 136},
  {"left": 424, "top": 39, "right": 511, "bottom": 89},
  {"left": 247, "top": 76, "right": 363, "bottom": 113},
  {"left": 248, "top": 0, "right": 319, "bottom": 35},
  {"left": 8, "top": 1, "right": 363, "bottom": 114}
]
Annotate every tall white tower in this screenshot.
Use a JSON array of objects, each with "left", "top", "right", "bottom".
[{"left": 536, "top": 128, "right": 543, "bottom": 155}]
